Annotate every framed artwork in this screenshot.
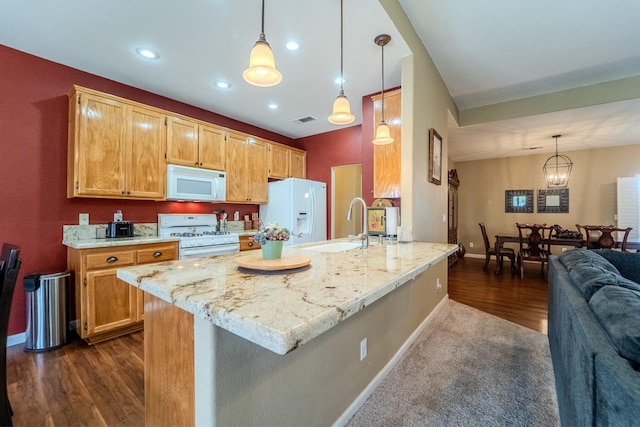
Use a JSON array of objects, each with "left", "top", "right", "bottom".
[
  {"left": 428, "top": 128, "right": 442, "bottom": 185},
  {"left": 538, "top": 188, "right": 569, "bottom": 213},
  {"left": 505, "top": 189, "right": 534, "bottom": 213},
  {"left": 367, "top": 208, "right": 386, "bottom": 236}
]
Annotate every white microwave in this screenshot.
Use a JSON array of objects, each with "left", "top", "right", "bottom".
[{"left": 166, "top": 164, "right": 226, "bottom": 202}]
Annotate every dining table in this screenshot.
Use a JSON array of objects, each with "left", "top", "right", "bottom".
[{"left": 493, "top": 235, "right": 640, "bottom": 274}]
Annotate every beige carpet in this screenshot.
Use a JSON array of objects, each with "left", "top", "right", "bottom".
[{"left": 346, "top": 300, "right": 559, "bottom": 427}]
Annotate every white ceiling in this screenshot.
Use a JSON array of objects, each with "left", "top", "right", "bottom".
[{"left": 3, "top": 0, "right": 640, "bottom": 161}]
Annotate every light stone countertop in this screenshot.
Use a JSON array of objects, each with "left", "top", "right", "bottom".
[
  {"left": 63, "top": 235, "right": 180, "bottom": 249},
  {"left": 116, "top": 239, "right": 457, "bottom": 354}
]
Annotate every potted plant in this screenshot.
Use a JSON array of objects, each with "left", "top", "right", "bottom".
[{"left": 252, "top": 222, "right": 291, "bottom": 260}]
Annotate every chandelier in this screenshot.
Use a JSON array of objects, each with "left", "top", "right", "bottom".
[{"left": 543, "top": 134, "right": 573, "bottom": 188}]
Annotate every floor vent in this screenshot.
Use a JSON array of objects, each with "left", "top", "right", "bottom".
[{"left": 293, "top": 116, "right": 317, "bottom": 124}]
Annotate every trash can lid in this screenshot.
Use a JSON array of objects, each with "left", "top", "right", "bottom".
[{"left": 34, "top": 271, "right": 70, "bottom": 280}]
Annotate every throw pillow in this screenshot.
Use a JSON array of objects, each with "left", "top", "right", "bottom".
[
  {"left": 590, "top": 285, "right": 640, "bottom": 367},
  {"left": 592, "top": 249, "right": 640, "bottom": 284}
]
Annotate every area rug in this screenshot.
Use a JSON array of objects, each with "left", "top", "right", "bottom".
[{"left": 346, "top": 300, "right": 559, "bottom": 426}]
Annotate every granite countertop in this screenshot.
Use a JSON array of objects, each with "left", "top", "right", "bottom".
[
  {"left": 63, "top": 235, "right": 180, "bottom": 249},
  {"left": 116, "top": 239, "right": 457, "bottom": 354}
]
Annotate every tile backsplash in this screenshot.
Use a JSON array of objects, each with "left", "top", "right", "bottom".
[{"left": 63, "top": 223, "right": 157, "bottom": 241}]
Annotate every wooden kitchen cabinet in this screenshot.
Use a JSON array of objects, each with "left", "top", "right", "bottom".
[
  {"left": 372, "top": 88, "right": 401, "bottom": 198},
  {"left": 166, "top": 116, "right": 226, "bottom": 171},
  {"left": 290, "top": 149, "right": 306, "bottom": 178},
  {"left": 67, "top": 86, "right": 166, "bottom": 200},
  {"left": 267, "top": 143, "right": 307, "bottom": 179},
  {"left": 225, "top": 131, "right": 268, "bottom": 203},
  {"left": 67, "top": 241, "right": 178, "bottom": 343},
  {"left": 239, "top": 235, "right": 261, "bottom": 251}
]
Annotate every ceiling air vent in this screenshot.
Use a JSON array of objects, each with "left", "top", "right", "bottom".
[{"left": 293, "top": 116, "right": 317, "bottom": 124}]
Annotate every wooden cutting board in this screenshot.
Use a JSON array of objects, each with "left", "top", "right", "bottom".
[{"left": 236, "top": 253, "right": 311, "bottom": 271}]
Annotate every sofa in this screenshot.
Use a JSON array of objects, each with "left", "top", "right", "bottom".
[{"left": 548, "top": 248, "right": 640, "bottom": 426}]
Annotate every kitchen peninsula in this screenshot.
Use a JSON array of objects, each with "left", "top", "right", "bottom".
[{"left": 117, "top": 239, "right": 457, "bottom": 426}]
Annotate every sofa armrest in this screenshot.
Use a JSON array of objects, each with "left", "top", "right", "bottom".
[{"left": 595, "top": 352, "right": 640, "bottom": 426}]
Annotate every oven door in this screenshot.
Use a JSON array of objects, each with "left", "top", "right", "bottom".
[{"left": 180, "top": 244, "right": 239, "bottom": 260}]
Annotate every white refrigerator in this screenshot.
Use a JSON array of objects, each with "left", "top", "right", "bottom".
[{"left": 259, "top": 178, "right": 327, "bottom": 247}]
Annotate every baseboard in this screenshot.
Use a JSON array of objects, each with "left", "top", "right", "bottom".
[
  {"left": 7, "top": 332, "right": 25, "bottom": 347},
  {"left": 463, "top": 253, "right": 484, "bottom": 259},
  {"left": 333, "top": 295, "right": 450, "bottom": 427}
]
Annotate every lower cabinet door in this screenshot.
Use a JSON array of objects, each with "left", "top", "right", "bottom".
[{"left": 85, "top": 269, "right": 137, "bottom": 336}]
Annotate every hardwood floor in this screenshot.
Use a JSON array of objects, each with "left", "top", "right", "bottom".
[
  {"left": 6, "top": 331, "right": 144, "bottom": 427},
  {"left": 5, "top": 256, "right": 549, "bottom": 426},
  {"left": 448, "top": 256, "right": 550, "bottom": 334}
]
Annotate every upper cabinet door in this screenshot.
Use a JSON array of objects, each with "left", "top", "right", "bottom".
[
  {"left": 125, "top": 105, "right": 166, "bottom": 199},
  {"left": 372, "top": 88, "right": 401, "bottom": 198},
  {"left": 74, "top": 92, "right": 127, "bottom": 197},
  {"left": 268, "top": 143, "right": 289, "bottom": 179},
  {"left": 166, "top": 116, "right": 199, "bottom": 167},
  {"left": 199, "top": 124, "right": 226, "bottom": 171},
  {"left": 246, "top": 140, "right": 268, "bottom": 203},
  {"left": 289, "top": 149, "right": 306, "bottom": 178},
  {"left": 225, "top": 131, "right": 248, "bottom": 202}
]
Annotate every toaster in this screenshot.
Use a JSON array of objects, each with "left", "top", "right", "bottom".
[{"left": 106, "top": 221, "right": 134, "bottom": 238}]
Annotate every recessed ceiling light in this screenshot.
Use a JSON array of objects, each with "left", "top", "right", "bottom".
[
  {"left": 286, "top": 41, "right": 300, "bottom": 51},
  {"left": 135, "top": 48, "right": 159, "bottom": 60},
  {"left": 268, "top": 103, "right": 278, "bottom": 110},
  {"left": 334, "top": 77, "right": 345, "bottom": 85},
  {"left": 215, "top": 81, "right": 231, "bottom": 89}
]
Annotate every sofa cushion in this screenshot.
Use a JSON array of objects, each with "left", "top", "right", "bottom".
[
  {"left": 569, "top": 264, "right": 620, "bottom": 300},
  {"left": 559, "top": 249, "right": 621, "bottom": 275},
  {"left": 592, "top": 249, "right": 640, "bottom": 284},
  {"left": 590, "top": 285, "right": 640, "bottom": 367}
]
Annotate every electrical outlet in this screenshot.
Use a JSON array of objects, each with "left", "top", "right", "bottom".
[
  {"left": 442, "top": 213, "right": 447, "bottom": 223},
  {"left": 469, "top": 242, "right": 474, "bottom": 248},
  {"left": 436, "top": 278, "right": 442, "bottom": 293},
  {"left": 360, "top": 338, "right": 367, "bottom": 361},
  {"left": 79, "top": 213, "right": 89, "bottom": 225}
]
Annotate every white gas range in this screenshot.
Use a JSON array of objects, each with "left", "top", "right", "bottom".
[{"left": 158, "top": 214, "right": 240, "bottom": 259}]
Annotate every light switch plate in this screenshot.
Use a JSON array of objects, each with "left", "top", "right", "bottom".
[{"left": 79, "top": 213, "right": 89, "bottom": 225}]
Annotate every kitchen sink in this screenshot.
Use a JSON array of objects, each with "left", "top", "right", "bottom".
[{"left": 302, "top": 241, "right": 363, "bottom": 253}]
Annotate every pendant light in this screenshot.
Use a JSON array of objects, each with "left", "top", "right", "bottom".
[
  {"left": 328, "top": 0, "right": 355, "bottom": 125},
  {"left": 373, "top": 34, "right": 393, "bottom": 145},
  {"left": 543, "top": 134, "right": 573, "bottom": 188},
  {"left": 243, "top": 0, "right": 282, "bottom": 87}
]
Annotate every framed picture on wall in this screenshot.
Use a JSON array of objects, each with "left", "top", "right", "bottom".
[
  {"left": 538, "top": 188, "right": 569, "bottom": 213},
  {"left": 428, "top": 128, "right": 442, "bottom": 185},
  {"left": 505, "top": 189, "right": 534, "bottom": 213}
]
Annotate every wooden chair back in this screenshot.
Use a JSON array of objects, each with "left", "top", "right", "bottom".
[
  {"left": 479, "top": 222, "right": 491, "bottom": 253},
  {"left": 579, "top": 225, "right": 633, "bottom": 251},
  {"left": 516, "top": 223, "right": 553, "bottom": 260}
]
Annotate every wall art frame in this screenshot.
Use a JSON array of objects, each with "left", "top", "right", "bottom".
[
  {"left": 505, "top": 189, "right": 534, "bottom": 213},
  {"left": 428, "top": 127, "right": 442, "bottom": 185},
  {"left": 538, "top": 188, "right": 569, "bottom": 213}
]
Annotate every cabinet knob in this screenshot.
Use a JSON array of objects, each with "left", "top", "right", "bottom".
[
  {"left": 126, "top": 191, "right": 131, "bottom": 195},
  {"left": 106, "top": 256, "right": 118, "bottom": 263},
  {"left": 121, "top": 190, "right": 126, "bottom": 195},
  {"left": 153, "top": 251, "right": 163, "bottom": 257},
  {"left": 248, "top": 241, "right": 253, "bottom": 247},
  {"left": 199, "top": 162, "right": 203, "bottom": 166}
]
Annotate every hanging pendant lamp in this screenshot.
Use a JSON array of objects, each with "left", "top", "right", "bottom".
[
  {"left": 243, "top": 0, "right": 282, "bottom": 87},
  {"left": 543, "top": 134, "right": 573, "bottom": 188},
  {"left": 328, "top": 0, "right": 355, "bottom": 125},
  {"left": 373, "top": 34, "right": 393, "bottom": 145}
]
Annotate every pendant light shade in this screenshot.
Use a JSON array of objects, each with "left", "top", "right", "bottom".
[
  {"left": 373, "top": 34, "right": 393, "bottom": 145},
  {"left": 243, "top": 0, "right": 282, "bottom": 87},
  {"left": 328, "top": 0, "right": 355, "bottom": 125},
  {"left": 543, "top": 134, "right": 573, "bottom": 188}
]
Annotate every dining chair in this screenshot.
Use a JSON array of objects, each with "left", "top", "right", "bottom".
[
  {"left": 0, "top": 243, "right": 21, "bottom": 427},
  {"left": 577, "top": 225, "right": 633, "bottom": 251},
  {"left": 479, "top": 223, "right": 516, "bottom": 274},
  {"left": 516, "top": 223, "right": 553, "bottom": 279}
]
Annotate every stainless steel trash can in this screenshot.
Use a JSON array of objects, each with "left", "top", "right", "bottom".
[{"left": 23, "top": 271, "right": 69, "bottom": 351}]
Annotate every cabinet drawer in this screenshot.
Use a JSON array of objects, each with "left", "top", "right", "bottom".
[
  {"left": 137, "top": 245, "right": 178, "bottom": 264},
  {"left": 85, "top": 250, "right": 136, "bottom": 269},
  {"left": 239, "top": 236, "right": 261, "bottom": 251}
]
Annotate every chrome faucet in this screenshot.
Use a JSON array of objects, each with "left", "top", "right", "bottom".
[{"left": 346, "top": 197, "right": 369, "bottom": 248}]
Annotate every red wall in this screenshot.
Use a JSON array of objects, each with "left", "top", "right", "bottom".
[{"left": 0, "top": 45, "right": 296, "bottom": 335}]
